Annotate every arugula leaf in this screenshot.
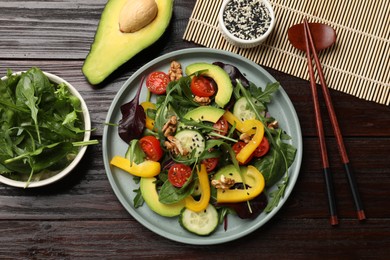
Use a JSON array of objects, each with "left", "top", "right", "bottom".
[
  {"left": 0, "top": 67, "right": 96, "bottom": 182},
  {"left": 15, "top": 73, "right": 41, "bottom": 143},
  {"left": 237, "top": 80, "right": 296, "bottom": 213},
  {"left": 154, "top": 83, "right": 180, "bottom": 141},
  {"left": 249, "top": 81, "right": 280, "bottom": 104},
  {"left": 133, "top": 187, "right": 144, "bottom": 208},
  {"left": 126, "top": 139, "right": 146, "bottom": 165}
]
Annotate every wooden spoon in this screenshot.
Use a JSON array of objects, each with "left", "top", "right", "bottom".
[{"left": 288, "top": 22, "right": 336, "bottom": 52}]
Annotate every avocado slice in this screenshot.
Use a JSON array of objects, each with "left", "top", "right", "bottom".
[
  {"left": 82, "top": 0, "right": 174, "bottom": 85},
  {"left": 183, "top": 106, "right": 225, "bottom": 123},
  {"left": 140, "top": 177, "right": 185, "bottom": 217},
  {"left": 213, "top": 164, "right": 243, "bottom": 183},
  {"left": 185, "top": 63, "right": 233, "bottom": 108}
]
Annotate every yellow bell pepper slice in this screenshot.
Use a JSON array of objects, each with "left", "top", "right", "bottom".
[
  {"left": 223, "top": 110, "right": 256, "bottom": 135},
  {"left": 110, "top": 156, "right": 160, "bottom": 177},
  {"left": 184, "top": 164, "right": 210, "bottom": 212},
  {"left": 140, "top": 101, "right": 156, "bottom": 131},
  {"left": 236, "top": 119, "right": 264, "bottom": 164},
  {"left": 216, "top": 165, "right": 265, "bottom": 203},
  {"left": 223, "top": 110, "right": 244, "bottom": 131},
  {"left": 223, "top": 111, "right": 265, "bottom": 164}
]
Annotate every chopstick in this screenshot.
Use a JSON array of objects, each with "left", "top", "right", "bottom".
[
  {"left": 303, "top": 18, "right": 366, "bottom": 223},
  {"left": 302, "top": 19, "right": 338, "bottom": 226}
]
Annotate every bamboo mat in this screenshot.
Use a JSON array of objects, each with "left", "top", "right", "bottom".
[{"left": 183, "top": 0, "right": 390, "bottom": 105}]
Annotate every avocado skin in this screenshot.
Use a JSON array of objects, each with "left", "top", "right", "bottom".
[
  {"left": 185, "top": 63, "right": 233, "bottom": 108},
  {"left": 82, "top": 0, "right": 174, "bottom": 85}
]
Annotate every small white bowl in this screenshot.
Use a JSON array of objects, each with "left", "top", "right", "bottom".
[
  {"left": 218, "top": 0, "right": 275, "bottom": 48},
  {"left": 0, "top": 71, "right": 91, "bottom": 188}
]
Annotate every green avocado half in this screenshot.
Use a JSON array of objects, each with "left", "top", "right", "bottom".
[
  {"left": 185, "top": 63, "right": 233, "bottom": 108},
  {"left": 82, "top": 0, "right": 174, "bottom": 85}
]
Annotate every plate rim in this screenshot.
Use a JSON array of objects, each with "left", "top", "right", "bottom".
[{"left": 103, "top": 47, "right": 303, "bottom": 245}]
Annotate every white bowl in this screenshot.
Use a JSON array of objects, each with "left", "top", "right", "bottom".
[
  {"left": 0, "top": 71, "right": 91, "bottom": 188},
  {"left": 218, "top": 0, "right": 275, "bottom": 48}
]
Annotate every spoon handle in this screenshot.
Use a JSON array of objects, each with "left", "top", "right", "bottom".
[{"left": 303, "top": 19, "right": 366, "bottom": 221}]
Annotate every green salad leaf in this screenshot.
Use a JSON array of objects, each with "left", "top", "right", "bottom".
[
  {"left": 0, "top": 67, "right": 95, "bottom": 184},
  {"left": 236, "top": 80, "right": 297, "bottom": 213}
]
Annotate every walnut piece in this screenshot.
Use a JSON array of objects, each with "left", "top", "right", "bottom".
[
  {"left": 161, "top": 115, "right": 177, "bottom": 137},
  {"left": 193, "top": 95, "right": 211, "bottom": 105},
  {"left": 168, "top": 61, "right": 183, "bottom": 81},
  {"left": 211, "top": 175, "right": 235, "bottom": 190},
  {"left": 164, "top": 136, "right": 188, "bottom": 156},
  {"left": 268, "top": 120, "right": 279, "bottom": 129},
  {"left": 239, "top": 132, "right": 251, "bottom": 143}
]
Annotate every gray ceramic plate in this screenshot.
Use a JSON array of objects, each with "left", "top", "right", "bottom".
[{"left": 103, "top": 48, "right": 302, "bottom": 245}]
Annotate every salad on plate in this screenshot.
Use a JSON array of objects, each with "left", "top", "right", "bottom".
[{"left": 109, "top": 60, "right": 297, "bottom": 236}]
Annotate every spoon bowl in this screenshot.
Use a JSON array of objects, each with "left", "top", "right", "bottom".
[{"left": 288, "top": 23, "right": 336, "bottom": 52}]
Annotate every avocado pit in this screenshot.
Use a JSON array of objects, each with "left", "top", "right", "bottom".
[{"left": 119, "top": 0, "right": 158, "bottom": 33}]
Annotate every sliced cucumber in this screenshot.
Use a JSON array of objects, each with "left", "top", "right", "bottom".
[
  {"left": 191, "top": 179, "right": 202, "bottom": 197},
  {"left": 233, "top": 96, "right": 257, "bottom": 121},
  {"left": 174, "top": 129, "right": 205, "bottom": 158},
  {"left": 179, "top": 204, "right": 219, "bottom": 236}
]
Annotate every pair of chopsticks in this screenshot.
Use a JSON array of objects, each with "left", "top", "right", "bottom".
[{"left": 302, "top": 18, "right": 366, "bottom": 226}]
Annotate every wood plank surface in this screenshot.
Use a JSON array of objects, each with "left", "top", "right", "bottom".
[{"left": 0, "top": 0, "right": 389, "bottom": 258}]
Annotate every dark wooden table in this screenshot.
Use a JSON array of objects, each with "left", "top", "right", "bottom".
[{"left": 1, "top": 0, "right": 389, "bottom": 258}]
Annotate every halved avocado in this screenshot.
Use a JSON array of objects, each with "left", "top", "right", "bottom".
[
  {"left": 82, "top": 0, "right": 174, "bottom": 85},
  {"left": 185, "top": 63, "right": 233, "bottom": 108},
  {"left": 140, "top": 177, "right": 185, "bottom": 217}
]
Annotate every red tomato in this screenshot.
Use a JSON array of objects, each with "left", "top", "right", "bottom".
[
  {"left": 213, "top": 117, "right": 229, "bottom": 136},
  {"left": 202, "top": 158, "right": 219, "bottom": 172},
  {"left": 253, "top": 137, "right": 270, "bottom": 157},
  {"left": 232, "top": 141, "right": 254, "bottom": 165},
  {"left": 190, "top": 76, "right": 216, "bottom": 97},
  {"left": 139, "top": 136, "right": 163, "bottom": 161},
  {"left": 146, "top": 71, "right": 170, "bottom": 95},
  {"left": 168, "top": 163, "right": 192, "bottom": 187}
]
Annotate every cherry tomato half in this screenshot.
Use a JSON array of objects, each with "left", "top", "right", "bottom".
[
  {"left": 139, "top": 136, "right": 163, "bottom": 162},
  {"left": 168, "top": 163, "right": 192, "bottom": 188},
  {"left": 202, "top": 157, "right": 219, "bottom": 172},
  {"left": 253, "top": 137, "right": 270, "bottom": 157},
  {"left": 190, "top": 76, "right": 216, "bottom": 97},
  {"left": 213, "top": 117, "right": 229, "bottom": 137},
  {"left": 232, "top": 141, "right": 254, "bottom": 165},
  {"left": 146, "top": 71, "right": 170, "bottom": 95}
]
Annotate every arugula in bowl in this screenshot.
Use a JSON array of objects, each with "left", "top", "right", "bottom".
[{"left": 0, "top": 67, "right": 97, "bottom": 188}]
